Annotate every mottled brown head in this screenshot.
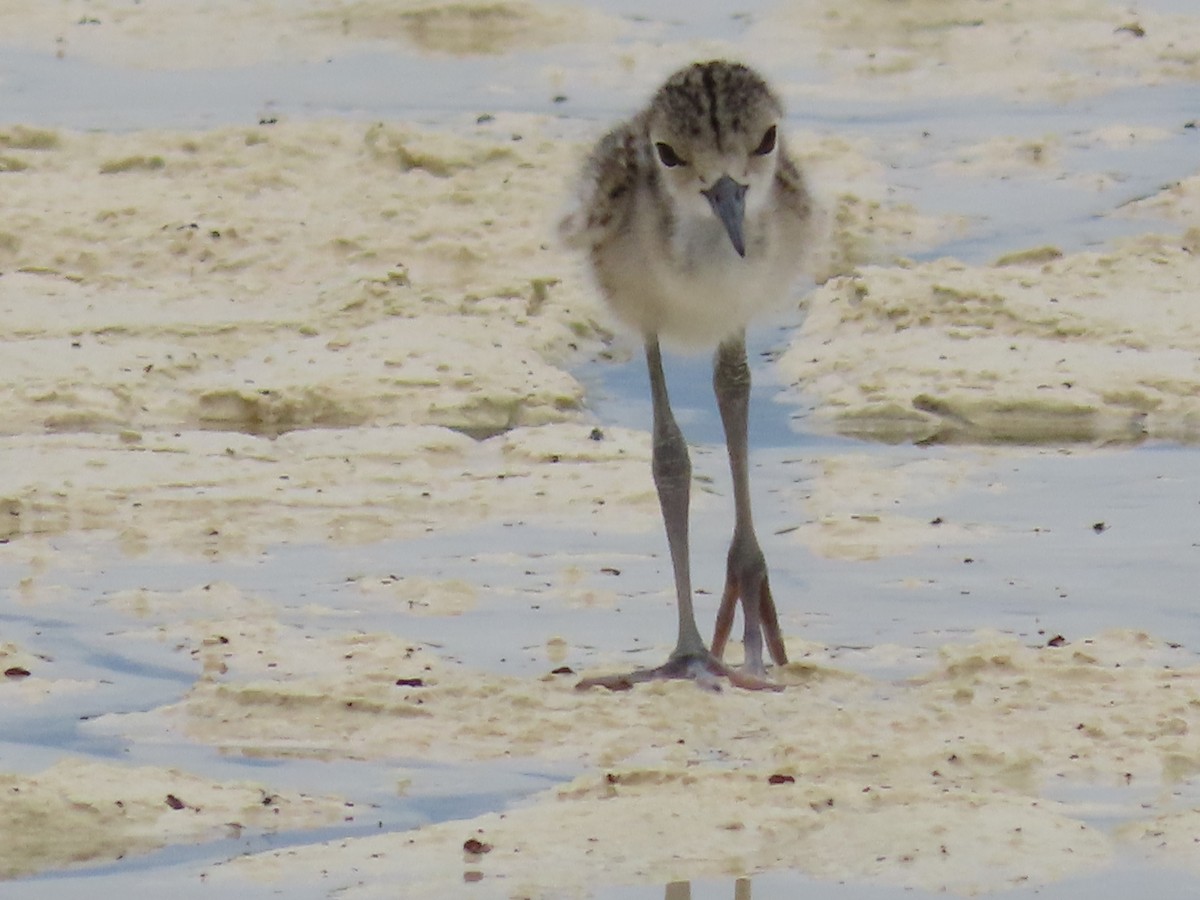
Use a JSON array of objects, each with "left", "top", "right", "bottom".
[{"left": 645, "top": 61, "right": 785, "bottom": 257}]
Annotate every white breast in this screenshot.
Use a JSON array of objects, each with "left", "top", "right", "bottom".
[{"left": 596, "top": 198, "right": 802, "bottom": 350}]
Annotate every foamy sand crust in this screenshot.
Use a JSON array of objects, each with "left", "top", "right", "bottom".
[
  {"left": 0, "top": 0, "right": 623, "bottom": 66},
  {"left": 0, "top": 112, "right": 939, "bottom": 553},
  {"left": 2, "top": 0, "right": 1200, "bottom": 894},
  {"left": 756, "top": 0, "right": 1200, "bottom": 102},
  {"left": 781, "top": 229, "right": 1200, "bottom": 444},
  {"left": 90, "top": 616, "right": 1196, "bottom": 897},
  {"left": 0, "top": 758, "right": 348, "bottom": 881}
]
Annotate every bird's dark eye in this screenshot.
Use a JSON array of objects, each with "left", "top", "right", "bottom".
[
  {"left": 655, "top": 142, "right": 685, "bottom": 168},
  {"left": 752, "top": 125, "right": 777, "bottom": 156}
]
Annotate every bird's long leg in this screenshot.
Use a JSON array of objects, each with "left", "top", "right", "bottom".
[
  {"left": 644, "top": 335, "right": 708, "bottom": 660},
  {"left": 577, "top": 336, "right": 779, "bottom": 692},
  {"left": 710, "top": 332, "right": 788, "bottom": 676}
]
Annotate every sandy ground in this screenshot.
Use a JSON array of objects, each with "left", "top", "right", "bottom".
[
  {"left": 0, "top": 111, "right": 935, "bottom": 554},
  {"left": 0, "top": 0, "right": 624, "bottom": 66},
  {"left": 755, "top": 0, "right": 1200, "bottom": 102},
  {"left": 111, "top": 624, "right": 1200, "bottom": 895},
  {"left": 0, "top": 757, "right": 349, "bottom": 880},
  {"left": 2, "top": 0, "right": 1200, "bottom": 896},
  {"left": 781, "top": 228, "right": 1200, "bottom": 444}
]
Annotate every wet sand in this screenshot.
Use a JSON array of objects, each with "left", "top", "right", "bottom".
[{"left": 2, "top": 1, "right": 1200, "bottom": 897}]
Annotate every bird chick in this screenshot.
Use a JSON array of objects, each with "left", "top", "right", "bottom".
[{"left": 564, "top": 61, "right": 813, "bottom": 690}]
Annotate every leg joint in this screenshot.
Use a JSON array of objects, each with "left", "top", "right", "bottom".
[
  {"left": 652, "top": 422, "right": 691, "bottom": 486},
  {"left": 713, "top": 341, "right": 751, "bottom": 404}
]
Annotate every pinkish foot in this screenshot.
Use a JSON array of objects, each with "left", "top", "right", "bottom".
[{"left": 576, "top": 652, "right": 783, "bottom": 693}]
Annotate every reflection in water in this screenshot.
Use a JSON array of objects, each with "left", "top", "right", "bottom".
[{"left": 666, "top": 878, "right": 752, "bottom": 899}]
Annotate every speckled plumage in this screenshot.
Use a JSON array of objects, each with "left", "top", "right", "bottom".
[{"left": 563, "top": 60, "right": 812, "bottom": 347}]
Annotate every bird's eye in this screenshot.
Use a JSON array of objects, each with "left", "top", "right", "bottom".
[
  {"left": 752, "top": 125, "right": 777, "bottom": 156},
  {"left": 655, "top": 142, "right": 685, "bottom": 168}
]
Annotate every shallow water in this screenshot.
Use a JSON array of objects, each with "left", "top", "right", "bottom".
[{"left": 3, "top": 0, "right": 1200, "bottom": 896}]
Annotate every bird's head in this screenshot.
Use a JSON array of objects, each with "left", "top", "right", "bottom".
[{"left": 646, "top": 60, "right": 784, "bottom": 258}]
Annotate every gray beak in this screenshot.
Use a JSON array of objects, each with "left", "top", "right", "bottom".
[{"left": 702, "top": 174, "right": 748, "bottom": 258}]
